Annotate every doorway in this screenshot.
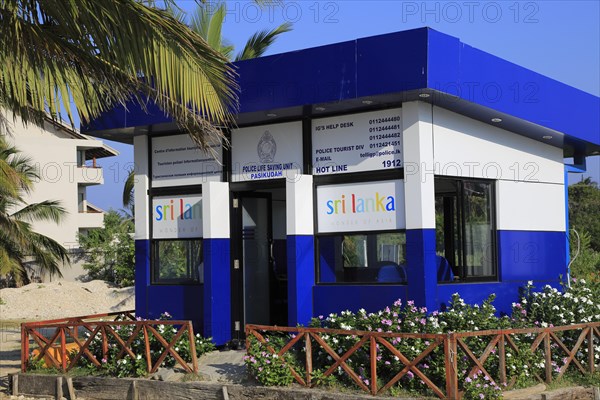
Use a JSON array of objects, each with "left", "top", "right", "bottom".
[{"left": 231, "top": 189, "right": 288, "bottom": 337}]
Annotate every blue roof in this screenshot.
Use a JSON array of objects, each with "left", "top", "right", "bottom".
[{"left": 83, "top": 27, "right": 599, "bottom": 156}]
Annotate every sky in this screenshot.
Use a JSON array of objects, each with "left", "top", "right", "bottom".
[{"left": 87, "top": 0, "right": 600, "bottom": 211}]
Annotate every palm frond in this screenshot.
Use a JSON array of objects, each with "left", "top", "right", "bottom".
[
  {"left": 0, "top": 0, "right": 238, "bottom": 149},
  {"left": 123, "top": 168, "right": 135, "bottom": 208},
  {"left": 235, "top": 22, "right": 293, "bottom": 61},
  {"left": 10, "top": 200, "right": 67, "bottom": 224}
]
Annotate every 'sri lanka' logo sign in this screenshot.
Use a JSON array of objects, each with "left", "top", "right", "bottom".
[
  {"left": 154, "top": 198, "right": 201, "bottom": 221},
  {"left": 325, "top": 192, "right": 396, "bottom": 215}
]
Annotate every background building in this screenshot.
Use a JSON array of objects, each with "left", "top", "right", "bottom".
[{"left": 3, "top": 113, "right": 118, "bottom": 282}]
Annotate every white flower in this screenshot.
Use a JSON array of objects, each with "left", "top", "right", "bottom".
[{"left": 528, "top": 280, "right": 533, "bottom": 286}]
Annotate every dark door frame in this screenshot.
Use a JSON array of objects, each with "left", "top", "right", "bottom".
[{"left": 230, "top": 191, "right": 273, "bottom": 338}]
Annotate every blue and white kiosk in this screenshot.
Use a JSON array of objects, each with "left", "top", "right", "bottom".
[{"left": 84, "top": 28, "right": 600, "bottom": 346}]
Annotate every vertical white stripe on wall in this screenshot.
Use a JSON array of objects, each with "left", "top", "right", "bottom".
[
  {"left": 402, "top": 101, "right": 436, "bottom": 230},
  {"left": 202, "top": 181, "right": 230, "bottom": 239},
  {"left": 133, "top": 135, "right": 149, "bottom": 240},
  {"left": 286, "top": 174, "right": 314, "bottom": 236}
]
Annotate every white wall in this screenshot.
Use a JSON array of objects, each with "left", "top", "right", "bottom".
[
  {"left": 402, "top": 101, "right": 436, "bottom": 230},
  {"left": 134, "top": 135, "right": 150, "bottom": 240},
  {"left": 431, "top": 106, "right": 566, "bottom": 232},
  {"left": 432, "top": 106, "right": 564, "bottom": 184},
  {"left": 496, "top": 180, "right": 566, "bottom": 231}
]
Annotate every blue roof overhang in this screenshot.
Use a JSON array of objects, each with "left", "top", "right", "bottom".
[{"left": 83, "top": 27, "right": 600, "bottom": 158}]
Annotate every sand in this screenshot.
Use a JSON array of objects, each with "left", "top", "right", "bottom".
[{"left": 0, "top": 280, "right": 134, "bottom": 321}]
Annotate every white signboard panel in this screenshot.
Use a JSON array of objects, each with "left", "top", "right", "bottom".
[
  {"left": 231, "top": 121, "right": 303, "bottom": 182},
  {"left": 152, "top": 134, "right": 222, "bottom": 187},
  {"left": 317, "top": 180, "right": 405, "bottom": 233},
  {"left": 152, "top": 194, "right": 203, "bottom": 239},
  {"left": 312, "top": 108, "right": 402, "bottom": 175}
]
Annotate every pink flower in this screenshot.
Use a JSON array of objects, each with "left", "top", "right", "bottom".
[{"left": 479, "top": 394, "right": 484, "bottom": 399}]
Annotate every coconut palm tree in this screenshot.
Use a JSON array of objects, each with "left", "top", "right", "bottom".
[
  {"left": 186, "top": 2, "right": 292, "bottom": 62},
  {"left": 122, "top": 3, "right": 292, "bottom": 207},
  {"left": 0, "top": 136, "right": 69, "bottom": 284},
  {"left": 0, "top": 0, "right": 238, "bottom": 148}
]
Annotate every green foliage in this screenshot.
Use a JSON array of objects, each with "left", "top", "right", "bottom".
[
  {"left": 462, "top": 371, "right": 503, "bottom": 399},
  {"left": 77, "top": 210, "right": 134, "bottom": 287},
  {"left": 569, "top": 230, "right": 600, "bottom": 295},
  {"left": 244, "top": 335, "right": 295, "bottom": 386},
  {"left": 569, "top": 178, "right": 600, "bottom": 251},
  {"left": 1, "top": 0, "right": 237, "bottom": 150},
  {"left": 246, "top": 281, "right": 600, "bottom": 396}
]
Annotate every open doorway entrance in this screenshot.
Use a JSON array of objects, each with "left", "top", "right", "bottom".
[{"left": 231, "top": 189, "right": 288, "bottom": 339}]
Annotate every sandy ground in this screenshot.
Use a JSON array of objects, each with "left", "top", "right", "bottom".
[
  {"left": 0, "top": 280, "right": 134, "bottom": 397},
  {"left": 0, "top": 280, "right": 134, "bottom": 321}
]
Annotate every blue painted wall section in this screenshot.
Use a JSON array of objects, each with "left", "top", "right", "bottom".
[
  {"left": 498, "top": 230, "right": 566, "bottom": 282},
  {"left": 203, "top": 238, "right": 231, "bottom": 345},
  {"left": 287, "top": 235, "right": 315, "bottom": 326},
  {"left": 134, "top": 239, "right": 205, "bottom": 334},
  {"left": 313, "top": 285, "right": 408, "bottom": 317},
  {"left": 134, "top": 240, "right": 150, "bottom": 319},
  {"left": 146, "top": 285, "right": 204, "bottom": 330},
  {"left": 405, "top": 229, "right": 438, "bottom": 312}
]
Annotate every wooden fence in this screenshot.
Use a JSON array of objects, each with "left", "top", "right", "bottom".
[
  {"left": 246, "top": 322, "right": 599, "bottom": 399},
  {"left": 21, "top": 310, "right": 198, "bottom": 374}
]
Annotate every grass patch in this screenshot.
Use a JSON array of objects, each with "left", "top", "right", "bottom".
[
  {"left": 0, "top": 297, "right": 5, "bottom": 305},
  {"left": 180, "top": 373, "right": 206, "bottom": 382},
  {"left": 545, "top": 372, "right": 600, "bottom": 391}
]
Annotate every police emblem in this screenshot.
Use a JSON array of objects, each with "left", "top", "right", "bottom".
[{"left": 257, "top": 130, "right": 277, "bottom": 163}]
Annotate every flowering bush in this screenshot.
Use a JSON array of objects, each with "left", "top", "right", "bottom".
[
  {"left": 462, "top": 370, "right": 504, "bottom": 399},
  {"left": 244, "top": 335, "right": 296, "bottom": 386},
  {"left": 245, "top": 279, "right": 599, "bottom": 396},
  {"left": 51, "top": 312, "right": 216, "bottom": 378}
]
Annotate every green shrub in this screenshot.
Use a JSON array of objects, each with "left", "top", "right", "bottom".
[{"left": 245, "top": 280, "right": 600, "bottom": 396}]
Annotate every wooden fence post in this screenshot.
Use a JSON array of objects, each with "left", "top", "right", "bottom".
[
  {"left": 21, "top": 325, "right": 29, "bottom": 372},
  {"left": 60, "top": 327, "right": 67, "bottom": 373},
  {"left": 370, "top": 335, "right": 377, "bottom": 396},
  {"left": 498, "top": 333, "right": 507, "bottom": 385},
  {"left": 187, "top": 322, "right": 198, "bottom": 374},
  {"left": 143, "top": 326, "right": 152, "bottom": 374},
  {"left": 544, "top": 332, "right": 552, "bottom": 383},
  {"left": 445, "top": 333, "right": 459, "bottom": 400},
  {"left": 305, "top": 332, "right": 312, "bottom": 386},
  {"left": 587, "top": 328, "right": 594, "bottom": 373}
]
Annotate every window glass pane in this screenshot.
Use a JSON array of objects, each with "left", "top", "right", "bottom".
[
  {"left": 342, "top": 235, "right": 368, "bottom": 268},
  {"left": 463, "top": 181, "right": 494, "bottom": 277},
  {"left": 434, "top": 177, "right": 496, "bottom": 282},
  {"left": 153, "top": 240, "right": 202, "bottom": 284},
  {"left": 319, "top": 232, "right": 406, "bottom": 284}
]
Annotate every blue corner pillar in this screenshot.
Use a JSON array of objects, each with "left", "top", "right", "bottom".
[
  {"left": 286, "top": 174, "right": 315, "bottom": 326},
  {"left": 402, "top": 102, "right": 438, "bottom": 312},
  {"left": 202, "top": 182, "right": 231, "bottom": 345}
]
